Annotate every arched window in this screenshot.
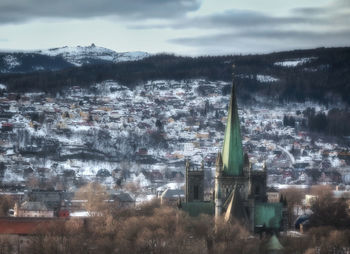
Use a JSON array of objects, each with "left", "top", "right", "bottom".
[
  {"left": 255, "top": 186, "right": 260, "bottom": 195},
  {"left": 194, "top": 185, "right": 199, "bottom": 200}
]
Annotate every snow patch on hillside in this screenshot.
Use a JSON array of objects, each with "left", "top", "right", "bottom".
[
  {"left": 33, "top": 66, "right": 45, "bottom": 71},
  {"left": 256, "top": 74, "right": 279, "bottom": 83},
  {"left": 3, "top": 55, "right": 20, "bottom": 69},
  {"left": 116, "top": 51, "right": 150, "bottom": 62},
  {"left": 274, "top": 57, "right": 317, "bottom": 67}
]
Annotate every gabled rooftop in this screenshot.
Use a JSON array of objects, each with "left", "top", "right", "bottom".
[{"left": 20, "top": 201, "right": 49, "bottom": 211}]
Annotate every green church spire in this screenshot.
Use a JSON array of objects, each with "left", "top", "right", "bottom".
[{"left": 221, "top": 81, "right": 244, "bottom": 176}]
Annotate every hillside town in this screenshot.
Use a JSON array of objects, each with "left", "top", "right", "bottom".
[
  {"left": 1, "top": 0, "right": 350, "bottom": 250},
  {"left": 0, "top": 79, "right": 349, "bottom": 252},
  {"left": 0, "top": 79, "right": 349, "bottom": 217}
]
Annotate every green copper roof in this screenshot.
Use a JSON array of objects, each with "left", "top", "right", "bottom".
[
  {"left": 221, "top": 83, "right": 244, "bottom": 176},
  {"left": 254, "top": 203, "right": 283, "bottom": 229},
  {"left": 267, "top": 235, "right": 284, "bottom": 251}
]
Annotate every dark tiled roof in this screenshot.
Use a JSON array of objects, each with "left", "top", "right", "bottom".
[
  {"left": 266, "top": 186, "right": 279, "bottom": 193},
  {"left": 114, "top": 192, "right": 134, "bottom": 202},
  {"left": 181, "top": 202, "right": 214, "bottom": 217},
  {"left": 20, "top": 201, "right": 49, "bottom": 211}
]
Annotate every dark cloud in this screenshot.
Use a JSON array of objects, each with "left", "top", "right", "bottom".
[
  {"left": 292, "top": 7, "right": 325, "bottom": 16},
  {"left": 292, "top": 0, "right": 350, "bottom": 16},
  {"left": 334, "top": 0, "right": 350, "bottom": 8},
  {"left": 133, "top": 0, "right": 350, "bottom": 31},
  {"left": 204, "top": 10, "right": 307, "bottom": 27},
  {"left": 130, "top": 9, "right": 314, "bottom": 30},
  {"left": 162, "top": 0, "right": 350, "bottom": 53},
  {"left": 0, "top": 0, "right": 201, "bottom": 24},
  {"left": 169, "top": 29, "right": 350, "bottom": 53}
]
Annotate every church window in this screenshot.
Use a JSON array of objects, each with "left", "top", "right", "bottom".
[
  {"left": 194, "top": 185, "right": 199, "bottom": 200},
  {"left": 255, "top": 186, "right": 260, "bottom": 195}
]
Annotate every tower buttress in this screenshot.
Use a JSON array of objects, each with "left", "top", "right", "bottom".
[
  {"left": 215, "top": 152, "right": 223, "bottom": 218},
  {"left": 185, "top": 159, "right": 189, "bottom": 202},
  {"left": 185, "top": 160, "right": 204, "bottom": 202}
]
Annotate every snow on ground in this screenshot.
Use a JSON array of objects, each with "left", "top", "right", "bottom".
[
  {"left": 330, "top": 157, "right": 342, "bottom": 168},
  {"left": 286, "top": 231, "right": 303, "bottom": 237},
  {"left": 130, "top": 173, "right": 151, "bottom": 188},
  {"left": 100, "top": 176, "right": 115, "bottom": 188},
  {"left": 3, "top": 55, "right": 20, "bottom": 69},
  {"left": 2, "top": 170, "right": 24, "bottom": 184},
  {"left": 315, "top": 142, "right": 333, "bottom": 150},
  {"left": 256, "top": 74, "right": 279, "bottom": 83},
  {"left": 70, "top": 211, "right": 90, "bottom": 217},
  {"left": 33, "top": 66, "right": 45, "bottom": 71},
  {"left": 274, "top": 57, "right": 317, "bottom": 67},
  {"left": 0, "top": 83, "right": 6, "bottom": 90},
  {"left": 116, "top": 51, "right": 150, "bottom": 62},
  {"left": 156, "top": 182, "right": 184, "bottom": 192},
  {"left": 274, "top": 184, "right": 309, "bottom": 189},
  {"left": 136, "top": 194, "right": 157, "bottom": 203},
  {"left": 32, "top": 159, "right": 122, "bottom": 176},
  {"left": 295, "top": 156, "right": 312, "bottom": 164}
]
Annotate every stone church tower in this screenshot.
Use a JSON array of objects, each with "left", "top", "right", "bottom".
[
  {"left": 183, "top": 69, "right": 286, "bottom": 233},
  {"left": 213, "top": 80, "right": 268, "bottom": 231}
]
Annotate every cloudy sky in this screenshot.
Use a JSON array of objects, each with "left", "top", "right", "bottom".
[{"left": 0, "top": 0, "right": 349, "bottom": 55}]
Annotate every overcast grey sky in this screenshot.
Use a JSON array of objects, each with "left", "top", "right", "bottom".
[{"left": 0, "top": 0, "right": 349, "bottom": 55}]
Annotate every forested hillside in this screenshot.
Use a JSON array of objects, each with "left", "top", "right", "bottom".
[{"left": 1, "top": 47, "right": 349, "bottom": 105}]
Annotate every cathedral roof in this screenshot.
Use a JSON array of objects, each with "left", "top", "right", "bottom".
[
  {"left": 221, "top": 82, "right": 244, "bottom": 176},
  {"left": 254, "top": 203, "right": 283, "bottom": 229},
  {"left": 267, "top": 235, "right": 284, "bottom": 251}
]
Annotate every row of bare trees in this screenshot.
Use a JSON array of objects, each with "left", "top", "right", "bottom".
[
  {"left": 24, "top": 204, "right": 350, "bottom": 254},
  {"left": 23, "top": 201, "right": 258, "bottom": 254},
  {"left": 1, "top": 183, "right": 350, "bottom": 253}
]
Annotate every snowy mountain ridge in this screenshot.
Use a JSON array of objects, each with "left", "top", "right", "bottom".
[
  {"left": 0, "top": 44, "right": 149, "bottom": 72},
  {"left": 37, "top": 44, "right": 150, "bottom": 66}
]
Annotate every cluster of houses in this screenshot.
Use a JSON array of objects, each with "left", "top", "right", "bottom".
[
  {"left": 3, "top": 188, "right": 135, "bottom": 218},
  {"left": 0, "top": 79, "right": 350, "bottom": 252},
  {"left": 0, "top": 79, "right": 349, "bottom": 208},
  {"left": 0, "top": 80, "right": 349, "bottom": 190}
]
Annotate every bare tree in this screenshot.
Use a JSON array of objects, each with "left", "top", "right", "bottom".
[
  {"left": 310, "top": 185, "right": 332, "bottom": 199},
  {"left": 0, "top": 195, "right": 14, "bottom": 216},
  {"left": 280, "top": 187, "right": 305, "bottom": 227},
  {"left": 75, "top": 182, "right": 109, "bottom": 216}
]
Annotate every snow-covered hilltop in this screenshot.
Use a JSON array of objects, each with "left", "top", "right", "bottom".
[
  {"left": 0, "top": 44, "right": 149, "bottom": 72},
  {"left": 38, "top": 44, "right": 149, "bottom": 66}
]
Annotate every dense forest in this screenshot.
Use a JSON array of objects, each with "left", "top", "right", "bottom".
[
  {"left": 1, "top": 47, "right": 350, "bottom": 105},
  {"left": 283, "top": 107, "right": 350, "bottom": 137}
]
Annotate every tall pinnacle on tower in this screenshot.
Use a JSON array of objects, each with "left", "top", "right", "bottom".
[{"left": 221, "top": 65, "right": 244, "bottom": 176}]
